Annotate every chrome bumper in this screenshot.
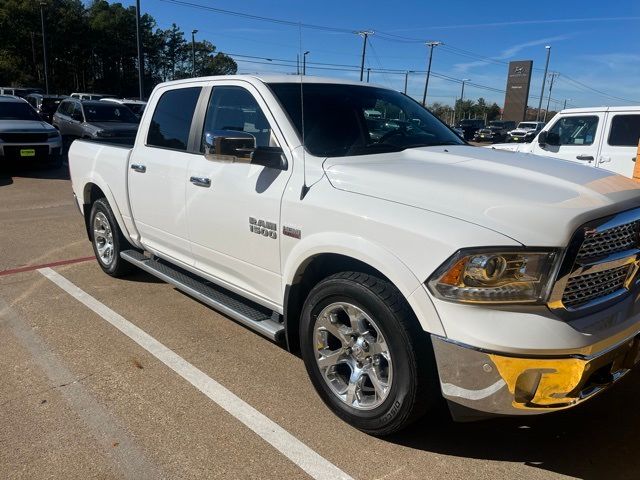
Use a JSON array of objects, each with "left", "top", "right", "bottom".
[{"left": 432, "top": 334, "right": 640, "bottom": 420}]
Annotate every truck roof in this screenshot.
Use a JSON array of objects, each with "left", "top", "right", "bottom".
[
  {"left": 156, "top": 74, "right": 382, "bottom": 89},
  {"left": 560, "top": 105, "right": 640, "bottom": 114}
]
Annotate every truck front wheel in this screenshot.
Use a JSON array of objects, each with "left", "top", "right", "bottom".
[
  {"left": 89, "top": 198, "right": 134, "bottom": 277},
  {"left": 300, "top": 271, "right": 439, "bottom": 435}
]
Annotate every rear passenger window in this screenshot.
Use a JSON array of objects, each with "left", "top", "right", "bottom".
[
  {"left": 608, "top": 115, "right": 640, "bottom": 147},
  {"left": 147, "top": 87, "right": 201, "bottom": 151}
]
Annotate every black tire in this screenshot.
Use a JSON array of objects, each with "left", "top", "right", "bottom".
[
  {"left": 300, "top": 271, "right": 440, "bottom": 436},
  {"left": 89, "top": 198, "right": 135, "bottom": 277}
]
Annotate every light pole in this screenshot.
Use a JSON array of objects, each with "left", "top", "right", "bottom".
[
  {"left": 357, "top": 30, "right": 374, "bottom": 81},
  {"left": 403, "top": 70, "right": 414, "bottom": 95},
  {"left": 544, "top": 72, "right": 558, "bottom": 122},
  {"left": 191, "top": 29, "right": 198, "bottom": 77},
  {"left": 422, "top": 41, "right": 442, "bottom": 106},
  {"left": 39, "top": 2, "right": 49, "bottom": 94},
  {"left": 458, "top": 79, "right": 469, "bottom": 122},
  {"left": 366, "top": 68, "right": 371, "bottom": 83},
  {"left": 302, "top": 51, "right": 309, "bottom": 75},
  {"left": 536, "top": 45, "right": 551, "bottom": 121},
  {"left": 135, "top": 0, "right": 144, "bottom": 99}
]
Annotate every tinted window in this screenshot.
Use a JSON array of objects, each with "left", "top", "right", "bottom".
[
  {"left": 58, "top": 101, "right": 72, "bottom": 115},
  {"left": 73, "top": 103, "right": 83, "bottom": 119},
  {"left": 83, "top": 103, "right": 138, "bottom": 123},
  {"left": 608, "top": 115, "right": 640, "bottom": 147},
  {"left": 269, "top": 83, "right": 463, "bottom": 157},
  {"left": 0, "top": 101, "right": 41, "bottom": 120},
  {"left": 147, "top": 87, "right": 201, "bottom": 151},
  {"left": 548, "top": 116, "right": 599, "bottom": 146},
  {"left": 202, "top": 86, "right": 273, "bottom": 150}
]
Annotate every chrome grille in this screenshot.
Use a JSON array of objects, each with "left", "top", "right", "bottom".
[
  {"left": 577, "top": 221, "right": 640, "bottom": 261},
  {"left": 562, "top": 264, "right": 632, "bottom": 309}
]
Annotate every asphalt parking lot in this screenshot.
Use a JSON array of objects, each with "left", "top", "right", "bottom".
[{"left": 2, "top": 164, "right": 640, "bottom": 480}]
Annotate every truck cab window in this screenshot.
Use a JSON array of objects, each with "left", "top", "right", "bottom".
[
  {"left": 147, "top": 87, "right": 201, "bottom": 151},
  {"left": 202, "top": 86, "right": 274, "bottom": 151},
  {"left": 608, "top": 114, "right": 640, "bottom": 147},
  {"left": 547, "top": 116, "right": 599, "bottom": 146}
]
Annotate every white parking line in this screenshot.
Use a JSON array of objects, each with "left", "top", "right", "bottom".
[{"left": 38, "top": 267, "right": 354, "bottom": 480}]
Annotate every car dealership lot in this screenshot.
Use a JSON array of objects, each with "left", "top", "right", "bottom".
[{"left": 2, "top": 166, "right": 640, "bottom": 480}]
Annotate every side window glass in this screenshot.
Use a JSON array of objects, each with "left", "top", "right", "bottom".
[
  {"left": 608, "top": 115, "right": 640, "bottom": 147},
  {"left": 202, "top": 86, "right": 275, "bottom": 152},
  {"left": 73, "top": 104, "right": 83, "bottom": 119},
  {"left": 147, "top": 87, "right": 201, "bottom": 151},
  {"left": 548, "top": 116, "right": 599, "bottom": 146}
]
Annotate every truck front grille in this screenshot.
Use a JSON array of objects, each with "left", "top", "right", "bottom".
[
  {"left": 550, "top": 209, "right": 640, "bottom": 315},
  {"left": 0, "top": 132, "right": 48, "bottom": 143}
]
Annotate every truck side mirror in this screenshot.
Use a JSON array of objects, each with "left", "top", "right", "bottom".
[
  {"left": 203, "top": 130, "right": 256, "bottom": 162},
  {"left": 537, "top": 131, "right": 547, "bottom": 146},
  {"left": 251, "top": 146, "right": 288, "bottom": 170}
]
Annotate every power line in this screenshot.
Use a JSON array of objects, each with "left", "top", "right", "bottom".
[{"left": 557, "top": 74, "right": 640, "bottom": 104}]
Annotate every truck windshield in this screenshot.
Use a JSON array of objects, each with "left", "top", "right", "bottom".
[
  {"left": 0, "top": 102, "right": 41, "bottom": 121},
  {"left": 268, "top": 83, "right": 464, "bottom": 157},
  {"left": 84, "top": 104, "right": 138, "bottom": 123}
]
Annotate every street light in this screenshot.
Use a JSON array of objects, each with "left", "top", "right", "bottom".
[
  {"left": 39, "top": 2, "right": 49, "bottom": 94},
  {"left": 422, "top": 41, "right": 443, "bottom": 106},
  {"left": 303, "top": 51, "right": 310, "bottom": 75},
  {"left": 403, "top": 70, "right": 414, "bottom": 95},
  {"left": 191, "top": 29, "right": 198, "bottom": 77},
  {"left": 357, "top": 30, "right": 374, "bottom": 81},
  {"left": 536, "top": 45, "right": 551, "bottom": 121}
]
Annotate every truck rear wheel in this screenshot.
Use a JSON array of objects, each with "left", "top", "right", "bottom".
[
  {"left": 300, "top": 271, "right": 439, "bottom": 436},
  {"left": 89, "top": 198, "right": 134, "bottom": 277}
]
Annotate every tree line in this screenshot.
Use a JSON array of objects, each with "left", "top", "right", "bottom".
[{"left": 0, "top": 0, "right": 237, "bottom": 97}]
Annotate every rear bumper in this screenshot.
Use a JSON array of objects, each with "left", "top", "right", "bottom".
[{"left": 432, "top": 333, "right": 640, "bottom": 420}]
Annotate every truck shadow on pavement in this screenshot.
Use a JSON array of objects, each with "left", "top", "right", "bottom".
[
  {"left": 390, "top": 368, "right": 640, "bottom": 480},
  {"left": 0, "top": 164, "right": 70, "bottom": 182}
]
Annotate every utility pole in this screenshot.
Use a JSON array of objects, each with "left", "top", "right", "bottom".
[
  {"left": 39, "top": 2, "right": 49, "bottom": 94},
  {"left": 458, "top": 79, "right": 469, "bottom": 122},
  {"left": 357, "top": 31, "right": 374, "bottom": 82},
  {"left": 135, "top": 0, "right": 144, "bottom": 99},
  {"left": 403, "top": 70, "right": 413, "bottom": 95},
  {"left": 536, "top": 45, "right": 551, "bottom": 121},
  {"left": 366, "top": 68, "right": 371, "bottom": 83},
  {"left": 422, "top": 41, "right": 442, "bottom": 106},
  {"left": 296, "top": 54, "right": 299, "bottom": 75},
  {"left": 563, "top": 98, "right": 570, "bottom": 110},
  {"left": 544, "top": 72, "right": 558, "bottom": 122},
  {"left": 303, "top": 51, "right": 309, "bottom": 75},
  {"left": 191, "top": 29, "right": 198, "bottom": 77}
]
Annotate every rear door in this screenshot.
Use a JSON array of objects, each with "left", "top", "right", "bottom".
[
  {"left": 128, "top": 85, "right": 202, "bottom": 266},
  {"left": 185, "top": 81, "right": 293, "bottom": 305},
  {"left": 530, "top": 113, "right": 604, "bottom": 167},
  {"left": 597, "top": 112, "right": 640, "bottom": 177}
]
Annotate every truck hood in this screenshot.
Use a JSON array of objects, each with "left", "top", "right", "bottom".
[
  {"left": 0, "top": 119, "right": 54, "bottom": 133},
  {"left": 324, "top": 145, "right": 640, "bottom": 246},
  {"left": 88, "top": 122, "right": 138, "bottom": 136}
]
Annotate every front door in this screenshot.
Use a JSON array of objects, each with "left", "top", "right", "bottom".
[
  {"left": 597, "top": 112, "right": 640, "bottom": 177},
  {"left": 531, "top": 113, "right": 604, "bottom": 168},
  {"left": 128, "top": 85, "right": 202, "bottom": 265},
  {"left": 186, "top": 82, "right": 292, "bottom": 305}
]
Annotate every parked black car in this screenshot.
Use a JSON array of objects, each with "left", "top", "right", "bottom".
[
  {"left": 0, "top": 95, "right": 63, "bottom": 167},
  {"left": 52, "top": 98, "right": 139, "bottom": 147},
  {"left": 25, "top": 94, "right": 67, "bottom": 124},
  {"left": 473, "top": 120, "right": 517, "bottom": 143},
  {"left": 455, "top": 118, "right": 485, "bottom": 140}
]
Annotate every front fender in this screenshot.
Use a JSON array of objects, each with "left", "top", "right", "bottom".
[{"left": 282, "top": 232, "right": 446, "bottom": 336}]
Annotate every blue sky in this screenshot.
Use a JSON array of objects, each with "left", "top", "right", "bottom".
[{"left": 126, "top": 0, "right": 640, "bottom": 108}]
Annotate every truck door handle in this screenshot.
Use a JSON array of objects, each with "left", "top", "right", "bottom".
[
  {"left": 130, "top": 164, "right": 146, "bottom": 173},
  {"left": 576, "top": 155, "right": 594, "bottom": 161},
  {"left": 190, "top": 176, "right": 211, "bottom": 187}
]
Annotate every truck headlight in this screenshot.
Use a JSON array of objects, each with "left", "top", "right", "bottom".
[
  {"left": 96, "top": 130, "right": 113, "bottom": 138},
  {"left": 427, "top": 248, "right": 558, "bottom": 304},
  {"left": 47, "top": 130, "right": 60, "bottom": 139}
]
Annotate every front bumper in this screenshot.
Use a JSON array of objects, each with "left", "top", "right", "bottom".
[
  {"left": 0, "top": 140, "right": 63, "bottom": 162},
  {"left": 432, "top": 333, "right": 640, "bottom": 420}
]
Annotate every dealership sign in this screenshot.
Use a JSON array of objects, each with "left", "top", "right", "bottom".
[{"left": 503, "top": 60, "right": 533, "bottom": 122}]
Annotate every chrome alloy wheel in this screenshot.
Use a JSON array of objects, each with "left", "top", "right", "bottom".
[
  {"left": 314, "top": 302, "right": 393, "bottom": 410},
  {"left": 93, "top": 211, "right": 114, "bottom": 266}
]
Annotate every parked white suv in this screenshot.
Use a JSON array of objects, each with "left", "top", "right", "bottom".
[
  {"left": 69, "top": 76, "right": 640, "bottom": 434},
  {"left": 492, "top": 107, "right": 640, "bottom": 177}
]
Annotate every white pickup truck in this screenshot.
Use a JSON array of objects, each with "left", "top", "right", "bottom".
[
  {"left": 492, "top": 107, "right": 640, "bottom": 177},
  {"left": 69, "top": 76, "right": 640, "bottom": 435}
]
